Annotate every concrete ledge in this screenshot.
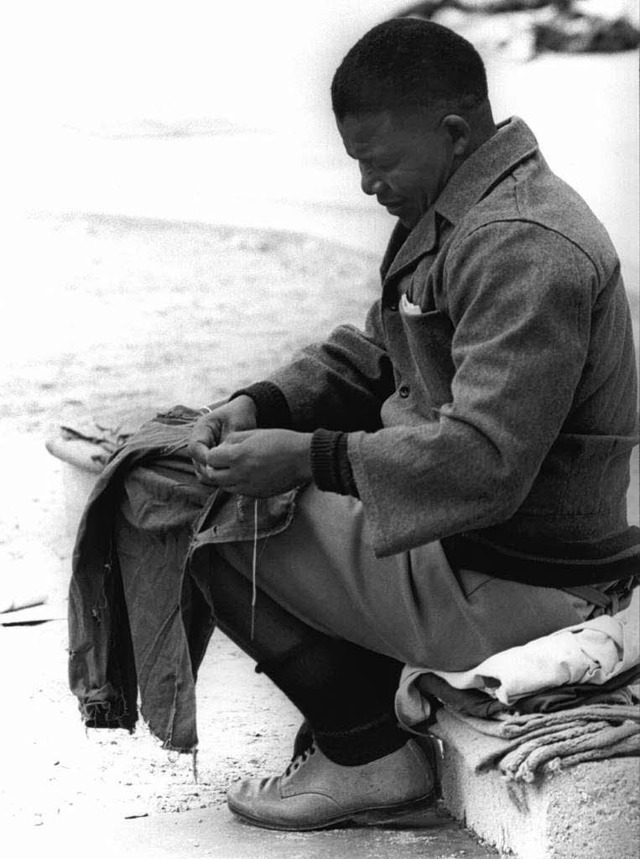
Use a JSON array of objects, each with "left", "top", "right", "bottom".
[{"left": 434, "top": 712, "right": 640, "bottom": 858}]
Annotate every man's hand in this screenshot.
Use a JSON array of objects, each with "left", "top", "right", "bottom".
[
  {"left": 200, "top": 429, "right": 312, "bottom": 497},
  {"left": 188, "top": 396, "right": 257, "bottom": 483}
]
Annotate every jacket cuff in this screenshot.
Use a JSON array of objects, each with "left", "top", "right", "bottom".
[
  {"left": 231, "top": 382, "right": 292, "bottom": 429},
  {"left": 311, "top": 429, "right": 359, "bottom": 497}
]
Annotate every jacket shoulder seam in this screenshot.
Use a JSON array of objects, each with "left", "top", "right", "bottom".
[{"left": 449, "top": 217, "right": 599, "bottom": 280}]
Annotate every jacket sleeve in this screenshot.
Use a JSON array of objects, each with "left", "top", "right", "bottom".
[
  {"left": 261, "top": 299, "right": 395, "bottom": 432},
  {"left": 347, "top": 221, "right": 595, "bottom": 556}
]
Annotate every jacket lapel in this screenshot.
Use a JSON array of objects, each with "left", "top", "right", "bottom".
[{"left": 378, "top": 117, "right": 540, "bottom": 291}]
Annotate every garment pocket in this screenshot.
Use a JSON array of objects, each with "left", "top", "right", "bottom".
[
  {"left": 193, "top": 487, "right": 301, "bottom": 546},
  {"left": 399, "top": 307, "right": 455, "bottom": 409}
]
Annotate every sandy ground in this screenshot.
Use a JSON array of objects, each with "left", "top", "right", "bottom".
[
  {"left": 0, "top": 218, "right": 502, "bottom": 857},
  {"left": 0, "top": 602, "right": 301, "bottom": 824},
  {"left": 0, "top": 219, "right": 382, "bottom": 830},
  {"left": 0, "top": 214, "right": 380, "bottom": 438}
]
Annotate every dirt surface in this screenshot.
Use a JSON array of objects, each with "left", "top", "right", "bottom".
[
  {"left": 0, "top": 216, "right": 500, "bottom": 857},
  {"left": 1, "top": 212, "right": 380, "bottom": 438},
  {"left": 0, "top": 214, "right": 381, "bottom": 825},
  {"left": 1, "top": 614, "right": 302, "bottom": 824}
]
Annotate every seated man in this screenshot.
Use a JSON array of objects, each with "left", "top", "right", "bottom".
[{"left": 69, "top": 18, "right": 639, "bottom": 831}]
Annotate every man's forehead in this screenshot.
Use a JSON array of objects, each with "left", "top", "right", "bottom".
[
  {"left": 338, "top": 108, "right": 434, "bottom": 158},
  {"left": 338, "top": 112, "right": 404, "bottom": 158}
]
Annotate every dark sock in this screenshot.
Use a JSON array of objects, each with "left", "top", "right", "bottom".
[
  {"left": 257, "top": 634, "right": 407, "bottom": 766},
  {"left": 195, "top": 547, "right": 408, "bottom": 766}
]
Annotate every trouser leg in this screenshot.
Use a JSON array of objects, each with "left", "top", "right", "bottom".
[
  {"left": 212, "top": 485, "right": 595, "bottom": 669},
  {"left": 193, "top": 545, "right": 408, "bottom": 766}
]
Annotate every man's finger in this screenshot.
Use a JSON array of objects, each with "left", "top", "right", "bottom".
[
  {"left": 222, "top": 430, "right": 253, "bottom": 444},
  {"left": 203, "top": 465, "right": 235, "bottom": 487},
  {"left": 188, "top": 421, "right": 218, "bottom": 464},
  {"left": 205, "top": 444, "right": 237, "bottom": 468},
  {"left": 189, "top": 441, "right": 214, "bottom": 466},
  {"left": 192, "top": 460, "right": 230, "bottom": 487}
]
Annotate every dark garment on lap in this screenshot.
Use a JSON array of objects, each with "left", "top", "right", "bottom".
[{"left": 69, "top": 407, "right": 298, "bottom": 751}]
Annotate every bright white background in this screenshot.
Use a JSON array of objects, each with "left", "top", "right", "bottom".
[
  {"left": 0, "top": 0, "right": 638, "bottom": 370},
  {"left": 2, "top": 0, "right": 638, "bottom": 243}
]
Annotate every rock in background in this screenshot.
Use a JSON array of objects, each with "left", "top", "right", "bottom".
[{"left": 397, "top": 0, "right": 640, "bottom": 59}]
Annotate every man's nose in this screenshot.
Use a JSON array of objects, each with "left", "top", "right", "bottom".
[{"left": 359, "top": 164, "right": 384, "bottom": 196}]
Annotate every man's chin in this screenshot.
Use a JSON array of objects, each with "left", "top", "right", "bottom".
[
  {"left": 397, "top": 211, "right": 421, "bottom": 230},
  {"left": 385, "top": 204, "right": 419, "bottom": 229}
]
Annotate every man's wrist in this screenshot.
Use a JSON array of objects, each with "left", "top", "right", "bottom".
[
  {"left": 310, "top": 429, "right": 358, "bottom": 496},
  {"left": 229, "top": 394, "right": 257, "bottom": 418},
  {"left": 296, "top": 433, "right": 313, "bottom": 484},
  {"left": 231, "top": 382, "right": 292, "bottom": 429}
]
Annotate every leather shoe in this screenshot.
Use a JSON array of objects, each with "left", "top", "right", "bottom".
[{"left": 227, "top": 739, "right": 437, "bottom": 831}]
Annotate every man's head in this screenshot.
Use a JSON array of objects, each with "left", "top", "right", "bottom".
[{"left": 332, "top": 18, "right": 494, "bottom": 228}]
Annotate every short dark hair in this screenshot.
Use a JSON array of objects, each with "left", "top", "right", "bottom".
[{"left": 331, "top": 18, "right": 488, "bottom": 121}]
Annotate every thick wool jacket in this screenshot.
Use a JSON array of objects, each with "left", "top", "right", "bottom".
[{"left": 249, "top": 117, "right": 639, "bottom": 584}]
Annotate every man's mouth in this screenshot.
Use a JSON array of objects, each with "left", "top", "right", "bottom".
[{"left": 379, "top": 199, "right": 404, "bottom": 212}]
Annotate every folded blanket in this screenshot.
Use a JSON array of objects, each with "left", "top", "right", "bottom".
[
  {"left": 431, "top": 703, "right": 640, "bottom": 783},
  {"left": 407, "top": 663, "right": 639, "bottom": 722},
  {"left": 398, "top": 593, "right": 639, "bottom": 714}
]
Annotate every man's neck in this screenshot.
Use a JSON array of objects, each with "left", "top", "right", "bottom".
[{"left": 463, "top": 103, "right": 498, "bottom": 160}]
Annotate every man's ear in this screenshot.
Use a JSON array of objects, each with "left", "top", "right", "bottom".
[{"left": 441, "top": 115, "right": 470, "bottom": 157}]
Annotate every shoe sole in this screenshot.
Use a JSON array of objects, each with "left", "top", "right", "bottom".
[{"left": 228, "top": 788, "right": 438, "bottom": 832}]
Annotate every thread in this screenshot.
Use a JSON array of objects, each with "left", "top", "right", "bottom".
[{"left": 250, "top": 497, "right": 259, "bottom": 639}]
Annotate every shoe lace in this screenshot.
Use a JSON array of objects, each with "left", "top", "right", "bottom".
[{"left": 284, "top": 742, "right": 317, "bottom": 777}]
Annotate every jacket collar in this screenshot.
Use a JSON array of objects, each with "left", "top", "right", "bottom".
[{"left": 382, "top": 117, "right": 539, "bottom": 285}]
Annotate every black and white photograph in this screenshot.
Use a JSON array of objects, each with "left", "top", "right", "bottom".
[{"left": 1, "top": 2, "right": 638, "bottom": 857}]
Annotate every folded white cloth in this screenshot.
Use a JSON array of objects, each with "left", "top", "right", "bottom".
[{"left": 396, "top": 592, "right": 639, "bottom": 726}]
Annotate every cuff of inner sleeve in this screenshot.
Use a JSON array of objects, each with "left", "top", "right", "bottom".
[
  {"left": 230, "top": 382, "right": 292, "bottom": 429},
  {"left": 311, "top": 429, "right": 359, "bottom": 497}
]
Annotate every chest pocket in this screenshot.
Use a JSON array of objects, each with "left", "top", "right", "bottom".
[{"left": 399, "top": 307, "right": 455, "bottom": 410}]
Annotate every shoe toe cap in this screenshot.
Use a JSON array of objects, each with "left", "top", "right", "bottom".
[
  {"left": 227, "top": 775, "right": 343, "bottom": 830},
  {"left": 227, "top": 774, "right": 280, "bottom": 808}
]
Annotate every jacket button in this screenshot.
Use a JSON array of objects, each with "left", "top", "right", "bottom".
[
  {"left": 388, "top": 301, "right": 398, "bottom": 311},
  {"left": 399, "top": 385, "right": 410, "bottom": 398}
]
